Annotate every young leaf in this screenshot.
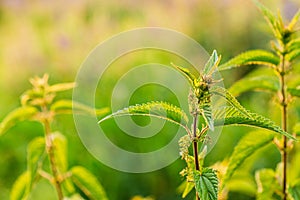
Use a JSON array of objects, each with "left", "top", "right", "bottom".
[
  {"left": 50, "top": 100, "right": 109, "bottom": 116},
  {"left": 255, "top": 169, "right": 281, "bottom": 200},
  {"left": 71, "top": 166, "right": 108, "bottom": 200},
  {"left": 98, "top": 101, "right": 190, "bottom": 134},
  {"left": 177, "top": 180, "right": 194, "bottom": 198},
  {"left": 253, "top": 0, "right": 282, "bottom": 39},
  {"left": 171, "top": 63, "right": 196, "bottom": 87},
  {"left": 47, "top": 82, "right": 76, "bottom": 93},
  {"left": 27, "top": 137, "right": 45, "bottom": 190},
  {"left": 288, "top": 86, "right": 300, "bottom": 97},
  {"left": 211, "top": 86, "right": 251, "bottom": 118},
  {"left": 51, "top": 132, "right": 68, "bottom": 173},
  {"left": 287, "top": 8, "right": 300, "bottom": 30},
  {"left": 200, "top": 104, "right": 214, "bottom": 131},
  {"left": 287, "top": 38, "right": 300, "bottom": 53},
  {"left": 228, "top": 75, "right": 279, "bottom": 96},
  {"left": 10, "top": 171, "right": 30, "bottom": 200},
  {"left": 194, "top": 168, "right": 218, "bottom": 200},
  {"left": 203, "top": 50, "right": 220, "bottom": 75},
  {"left": 289, "top": 180, "right": 300, "bottom": 200},
  {"left": 222, "top": 131, "right": 274, "bottom": 187},
  {"left": 218, "top": 50, "right": 279, "bottom": 71},
  {"left": 287, "top": 49, "right": 300, "bottom": 62},
  {"left": 0, "top": 106, "right": 38, "bottom": 136}
]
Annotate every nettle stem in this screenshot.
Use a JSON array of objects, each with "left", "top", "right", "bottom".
[
  {"left": 42, "top": 107, "right": 64, "bottom": 200},
  {"left": 279, "top": 50, "right": 288, "bottom": 200},
  {"left": 192, "top": 114, "right": 200, "bottom": 200}
]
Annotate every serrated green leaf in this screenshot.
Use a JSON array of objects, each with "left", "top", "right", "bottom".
[
  {"left": 171, "top": 63, "right": 196, "bottom": 87},
  {"left": 255, "top": 169, "right": 281, "bottom": 200},
  {"left": 213, "top": 104, "right": 294, "bottom": 139},
  {"left": 194, "top": 168, "right": 218, "bottom": 200},
  {"left": 222, "top": 131, "right": 274, "bottom": 187},
  {"left": 0, "top": 106, "right": 38, "bottom": 136},
  {"left": 289, "top": 180, "right": 300, "bottom": 200},
  {"left": 98, "top": 101, "right": 190, "bottom": 134},
  {"left": 211, "top": 86, "right": 251, "bottom": 118},
  {"left": 254, "top": 0, "right": 282, "bottom": 39},
  {"left": 51, "top": 132, "right": 67, "bottom": 173},
  {"left": 47, "top": 82, "right": 76, "bottom": 93},
  {"left": 27, "top": 137, "right": 45, "bottom": 190},
  {"left": 10, "top": 171, "right": 30, "bottom": 200},
  {"left": 201, "top": 104, "right": 214, "bottom": 131},
  {"left": 288, "top": 86, "right": 300, "bottom": 97},
  {"left": 228, "top": 75, "right": 279, "bottom": 96},
  {"left": 50, "top": 100, "right": 109, "bottom": 116},
  {"left": 218, "top": 50, "right": 279, "bottom": 71},
  {"left": 71, "top": 166, "right": 108, "bottom": 200},
  {"left": 203, "top": 50, "right": 220, "bottom": 75}
]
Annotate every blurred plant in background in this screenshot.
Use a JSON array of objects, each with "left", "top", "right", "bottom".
[{"left": 0, "top": 74, "right": 108, "bottom": 199}]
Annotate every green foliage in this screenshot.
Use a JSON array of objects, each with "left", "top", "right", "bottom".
[
  {"left": 289, "top": 180, "right": 300, "bottom": 200},
  {"left": 228, "top": 75, "right": 279, "bottom": 96},
  {"left": 51, "top": 100, "right": 109, "bottom": 116},
  {"left": 51, "top": 132, "right": 68, "bottom": 173},
  {"left": 194, "top": 168, "right": 218, "bottom": 200},
  {"left": 288, "top": 87, "right": 300, "bottom": 98},
  {"left": 218, "top": 50, "right": 279, "bottom": 71},
  {"left": 71, "top": 166, "right": 108, "bottom": 200},
  {"left": 222, "top": 131, "right": 274, "bottom": 187},
  {"left": 10, "top": 171, "right": 30, "bottom": 200},
  {"left": 0, "top": 106, "right": 38, "bottom": 136},
  {"left": 27, "top": 137, "right": 45, "bottom": 190},
  {"left": 99, "top": 101, "right": 190, "bottom": 133},
  {"left": 0, "top": 74, "right": 108, "bottom": 200},
  {"left": 255, "top": 169, "right": 281, "bottom": 200}
]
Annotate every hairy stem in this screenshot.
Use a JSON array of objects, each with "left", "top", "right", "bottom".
[
  {"left": 43, "top": 111, "right": 64, "bottom": 200},
  {"left": 192, "top": 114, "right": 200, "bottom": 200},
  {"left": 279, "top": 53, "right": 288, "bottom": 200}
]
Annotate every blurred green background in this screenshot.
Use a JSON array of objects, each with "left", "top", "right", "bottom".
[{"left": 1, "top": 0, "right": 300, "bottom": 199}]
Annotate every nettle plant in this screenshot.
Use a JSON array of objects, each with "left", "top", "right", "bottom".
[
  {"left": 219, "top": 1, "right": 300, "bottom": 200},
  {"left": 0, "top": 74, "right": 108, "bottom": 200},
  {"left": 99, "top": 50, "right": 294, "bottom": 200}
]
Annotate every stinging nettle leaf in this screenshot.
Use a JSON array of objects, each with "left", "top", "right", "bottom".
[
  {"left": 214, "top": 106, "right": 294, "bottom": 139},
  {"left": 50, "top": 100, "right": 109, "bottom": 116},
  {"left": 0, "top": 106, "right": 38, "bottom": 136},
  {"left": 27, "top": 137, "right": 45, "bottom": 191},
  {"left": 218, "top": 50, "right": 279, "bottom": 71},
  {"left": 98, "top": 101, "right": 190, "bottom": 134},
  {"left": 203, "top": 50, "right": 220, "bottom": 75},
  {"left": 170, "top": 63, "right": 196, "bottom": 87},
  {"left": 71, "top": 166, "right": 108, "bottom": 200},
  {"left": 211, "top": 86, "right": 251, "bottom": 118},
  {"left": 194, "top": 168, "right": 218, "bottom": 200},
  {"left": 10, "top": 171, "right": 30, "bottom": 200},
  {"left": 222, "top": 131, "right": 274, "bottom": 187},
  {"left": 200, "top": 104, "right": 214, "bottom": 131},
  {"left": 228, "top": 75, "right": 279, "bottom": 96},
  {"left": 51, "top": 132, "right": 68, "bottom": 173},
  {"left": 254, "top": 0, "right": 282, "bottom": 39}
]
